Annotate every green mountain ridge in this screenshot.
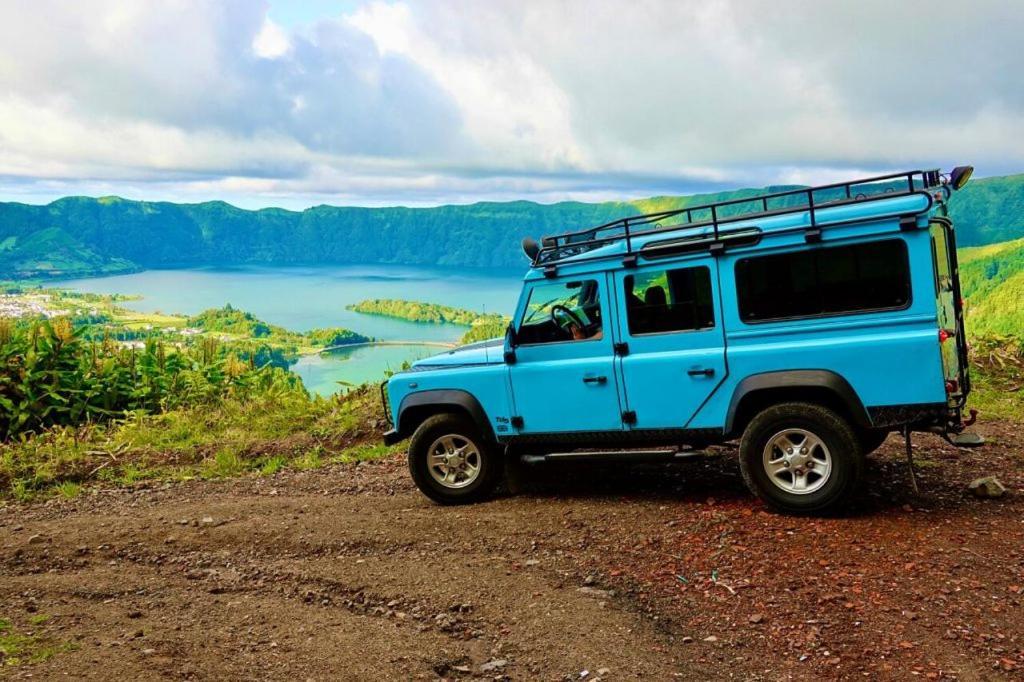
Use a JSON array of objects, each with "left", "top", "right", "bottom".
[
  {"left": 959, "top": 237, "right": 1024, "bottom": 337},
  {"left": 1, "top": 174, "right": 1023, "bottom": 279}
]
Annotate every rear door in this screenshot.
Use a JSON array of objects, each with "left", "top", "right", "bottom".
[
  {"left": 930, "top": 220, "right": 969, "bottom": 397},
  {"left": 612, "top": 258, "right": 727, "bottom": 429}
]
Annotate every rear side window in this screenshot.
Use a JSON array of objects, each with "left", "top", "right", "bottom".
[
  {"left": 735, "top": 240, "right": 910, "bottom": 322},
  {"left": 624, "top": 266, "right": 715, "bottom": 334}
]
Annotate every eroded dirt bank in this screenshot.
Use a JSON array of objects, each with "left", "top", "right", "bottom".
[{"left": 1, "top": 424, "right": 1022, "bottom": 680}]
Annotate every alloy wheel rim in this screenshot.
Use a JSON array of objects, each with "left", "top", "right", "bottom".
[
  {"left": 762, "top": 428, "right": 832, "bottom": 495},
  {"left": 427, "top": 434, "right": 481, "bottom": 489}
]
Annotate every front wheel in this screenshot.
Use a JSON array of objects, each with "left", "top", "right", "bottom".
[
  {"left": 738, "top": 402, "right": 864, "bottom": 514},
  {"left": 408, "top": 413, "right": 503, "bottom": 504}
]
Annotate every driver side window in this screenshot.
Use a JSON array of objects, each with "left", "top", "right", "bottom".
[{"left": 517, "top": 279, "right": 603, "bottom": 345}]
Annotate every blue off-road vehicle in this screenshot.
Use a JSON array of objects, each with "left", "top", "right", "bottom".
[{"left": 382, "top": 167, "right": 977, "bottom": 513}]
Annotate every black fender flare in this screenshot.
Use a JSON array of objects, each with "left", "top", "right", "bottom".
[
  {"left": 396, "top": 389, "right": 495, "bottom": 442},
  {"left": 724, "top": 370, "right": 871, "bottom": 435}
]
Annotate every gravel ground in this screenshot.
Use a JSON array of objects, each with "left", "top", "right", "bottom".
[{"left": 1, "top": 422, "right": 1021, "bottom": 680}]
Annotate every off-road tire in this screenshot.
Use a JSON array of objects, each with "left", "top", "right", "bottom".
[
  {"left": 739, "top": 402, "right": 864, "bottom": 514},
  {"left": 408, "top": 413, "right": 503, "bottom": 505}
]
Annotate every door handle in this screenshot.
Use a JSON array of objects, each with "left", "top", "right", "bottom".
[
  {"left": 582, "top": 375, "right": 608, "bottom": 385},
  {"left": 687, "top": 368, "right": 715, "bottom": 377}
]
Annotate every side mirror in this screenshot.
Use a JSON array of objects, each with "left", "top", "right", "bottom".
[
  {"left": 522, "top": 237, "right": 540, "bottom": 261},
  {"left": 503, "top": 323, "right": 517, "bottom": 364},
  {"left": 949, "top": 165, "right": 974, "bottom": 191}
]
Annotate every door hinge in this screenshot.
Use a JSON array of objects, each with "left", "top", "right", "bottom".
[
  {"left": 621, "top": 410, "right": 637, "bottom": 425},
  {"left": 614, "top": 342, "right": 629, "bottom": 356},
  {"left": 510, "top": 416, "right": 524, "bottom": 429}
]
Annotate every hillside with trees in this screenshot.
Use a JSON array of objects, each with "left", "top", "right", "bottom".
[{"left": 1, "top": 174, "right": 1021, "bottom": 279}]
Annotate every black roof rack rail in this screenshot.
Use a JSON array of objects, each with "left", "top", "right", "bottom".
[{"left": 532, "top": 169, "right": 944, "bottom": 269}]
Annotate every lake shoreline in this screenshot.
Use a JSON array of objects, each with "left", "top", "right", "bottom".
[
  {"left": 306, "top": 339, "right": 458, "bottom": 356},
  {"left": 48, "top": 264, "right": 519, "bottom": 395}
]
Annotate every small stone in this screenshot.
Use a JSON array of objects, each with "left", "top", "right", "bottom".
[
  {"left": 597, "top": 668, "right": 611, "bottom": 676},
  {"left": 703, "top": 635, "right": 718, "bottom": 643},
  {"left": 583, "top": 575, "right": 597, "bottom": 586},
  {"left": 749, "top": 613, "right": 765, "bottom": 624},
  {"left": 141, "top": 648, "right": 156, "bottom": 656},
  {"left": 200, "top": 516, "right": 215, "bottom": 526},
  {"left": 524, "top": 559, "right": 540, "bottom": 566},
  {"left": 577, "top": 586, "right": 614, "bottom": 599},
  {"left": 480, "top": 659, "right": 508, "bottom": 673},
  {"left": 27, "top": 534, "right": 45, "bottom": 545},
  {"left": 453, "top": 665, "right": 471, "bottom": 673},
  {"left": 128, "top": 610, "right": 143, "bottom": 619},
  {"left": 968, "top": 476, "right": 1006, "bottom": 499},
  {"left": 681, "top": 636, "right": 694, "bottom": 644}
]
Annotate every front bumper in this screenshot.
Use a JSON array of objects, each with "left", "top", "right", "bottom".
[{"left": 383, "top": 428, "right": 402, "bottom": 446}]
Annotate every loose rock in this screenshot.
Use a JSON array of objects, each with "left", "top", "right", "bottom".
[
  {"left": 480, "top": 659, "right": 508, "bottom": 673},
  {"left": 968, "top": 476, "right": 1006, "bottom": 498}
]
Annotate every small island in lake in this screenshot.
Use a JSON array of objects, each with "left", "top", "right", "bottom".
[{"left": 348, "top": 298, "right": 509, "bottom": 343}]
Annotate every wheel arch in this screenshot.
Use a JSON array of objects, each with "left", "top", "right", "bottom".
[
  {"left": 396, "top": 390, "right": 496, "bottom": 443},
  {"left": 725, "top": 370, "right": 871, "bottom": 437}
]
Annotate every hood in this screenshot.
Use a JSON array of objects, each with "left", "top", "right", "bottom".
[{"left": 410, "top": 337, "right": 505, "bottom": 370}]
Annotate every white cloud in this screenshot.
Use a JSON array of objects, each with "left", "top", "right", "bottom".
[
  {"left": 0, "top": 0, "right": 1021, "bottom": 207},
  {"left": 253, "top": 18, "right": 292, "bottom": 59}
]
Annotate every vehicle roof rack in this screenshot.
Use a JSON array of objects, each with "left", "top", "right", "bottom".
[{"left": 532, "top": 169, "right": 944, "bottom": 268}]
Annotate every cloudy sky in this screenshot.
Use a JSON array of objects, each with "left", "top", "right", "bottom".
[{"left": 0, "top": 0, "right": 1021, "bottom": 209}]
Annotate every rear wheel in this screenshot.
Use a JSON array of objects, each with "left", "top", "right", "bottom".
[
  {"left": 739, "top": 402, "right": 864, "bottom": 514},
  {"left": 408, "top": 413, "right": 503, "bottom": 505}
]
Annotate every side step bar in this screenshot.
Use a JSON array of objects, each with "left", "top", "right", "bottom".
[{"left": 521, "top": 448, "right": 705, "bottom": 465}]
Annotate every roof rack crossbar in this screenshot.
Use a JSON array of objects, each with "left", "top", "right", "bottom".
[{"left": 533, "top": 169, "right": 943, "bottom": 266}]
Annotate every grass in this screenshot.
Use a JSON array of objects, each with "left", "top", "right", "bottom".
[
  {"left": 0, "top": 384, "right": 400, "bottom": 501},
  {"left": 966, "top": 367, "right": 1024, "bottom": 421},
  {"left": 1, "top": 348, "right": 1018, "bottom": 503},
  {"left": 0, "top": 616, "right": 77, "bottom": 667}
]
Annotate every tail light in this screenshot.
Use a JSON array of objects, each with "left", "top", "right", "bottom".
[
  {"left": 939, "top": 329, "right": 952, "bottom": 343},
  {"left": 945, "top": 379, "right": 959, "bottom": 394}
]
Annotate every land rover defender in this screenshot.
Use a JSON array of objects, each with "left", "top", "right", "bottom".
[{"left": 381, "top": 167, "right": 977, "bottom": 513}]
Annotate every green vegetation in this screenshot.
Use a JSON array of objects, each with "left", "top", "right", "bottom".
[
  {"left": 188, "top": 304, "right": 279, "bottom": 337},
  {"left": 0, "top": 383, "right": 398, "bottom": 501},
  {"left": 966, "top": 337, "right": 1024, "bottom": 421},
  {"left": 349, "top": 298, "right": 509, "bottom": 345},
  {"left": 0, "top": 294, "right": 393, "bottom": 500},
  {"left": 305, "top": 327, "right": 372, "bottom": 348},
  {"left": 0, "top": 316, "right": 302, "bottom": 441},
  {"left": 185, "top": 305, "right": 368, "bottom": 367},
  {"left": 350, "top": 298, "right": 505, "bottom": 326},
  {"left": 958, "top": 238, "right": 1024, "bottom": 337},
  {"left": 2, "top": 174, "right": 1020, "bottom": 279},
  {"left": 0, "top": 616, "right": 77, "bottom": 666},
  {"left": 460, "top": 319, "right": 508, "bottom": 344}
]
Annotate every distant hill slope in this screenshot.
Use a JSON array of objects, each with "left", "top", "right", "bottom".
[
  {"left": 960, "top": 237, "right": 1024, "bottom": 337},
  {"left": 1, "top": 173, "right": 1021, "bottom": 279}
]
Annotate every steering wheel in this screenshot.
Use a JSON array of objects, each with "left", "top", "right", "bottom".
[{"left": 550, "top": 304, "right": 585, "bottom": 337}]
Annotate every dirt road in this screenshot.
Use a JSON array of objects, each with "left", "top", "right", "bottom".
[{"left": 2, "top": 424, "right": 1022, "bottom": 680}]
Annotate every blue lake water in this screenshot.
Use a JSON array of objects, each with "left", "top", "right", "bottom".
[{"left": 54, "top": 264, "right": 522, "bottom": 394}]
